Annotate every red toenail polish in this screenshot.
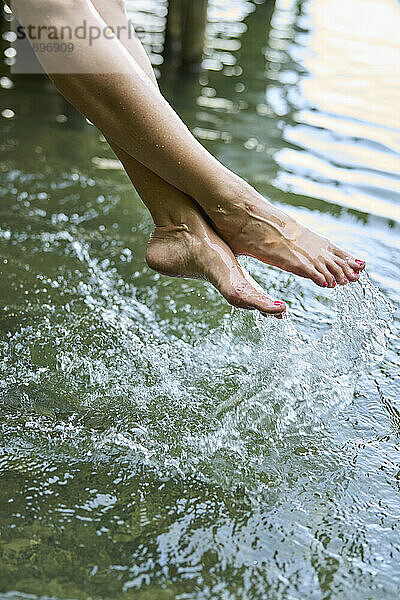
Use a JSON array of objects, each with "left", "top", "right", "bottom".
[
  {"left": 274, "top": 301, "right": 285, "bottom": 306},
  {"left": 343, "top": 278, "right": 348, "bottom": 283},
  {"left": 332, "top": 282, "right": 336, "bottom": 287},
  {"left": 355, "top": 259, "right": 365, "bottom": 266},
  {"left": 323, "top": 282, "right": 328, "bottom": 287}
]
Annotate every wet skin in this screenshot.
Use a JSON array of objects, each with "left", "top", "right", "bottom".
[
  {"left": 111, "top": 142, "right": 287, "bottom": 317},
  {"left": 10, "top": 0, "right": 366, "bottom": 317}
]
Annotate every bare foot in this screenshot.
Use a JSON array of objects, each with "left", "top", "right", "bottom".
[
  {"left": 146, "top": 210, "right": 287, "bottom": 318},
  {"left": 201, "top": 177, "right": 366, "bottom": 288}
]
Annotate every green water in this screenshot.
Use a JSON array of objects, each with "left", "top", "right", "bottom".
[{"left": 1, "top": 0, "right": 400, "bottom": 598}]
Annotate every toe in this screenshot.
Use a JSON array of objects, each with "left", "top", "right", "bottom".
[
  {"left": 290, "top": 262, "right": 328, "bottom": 287},
  {"left": 333, "top": 257, "right": 360, "bottom": 283},
  {"left": 223, "top": 266, "right": 287, "bottom": 317},
  {"left": 317, "top": 262, "right": 337, "bottom": 288},
  {"left": 225, "top": 286, "right": 286, "bottom": 316},
  {"left": 353, "top": 258, "right": 366, "bottom": 271},
  {"left": 316, "top": 262, "right": 336, "bottom": 288},
  {"left": 308, "top": 267, "right": 329, "bottom": 288},
  {"left": 348, "top": 257, "right": 366, "bottom": 272},
  {"left": 206, "top": 240, "right": 287, "bottom": 317},
  {"left": 325, "top": 259, "right": 348, "bottom": 285},
  {"left": 333, "top": 247, "right": 365, "bottom": 272}
]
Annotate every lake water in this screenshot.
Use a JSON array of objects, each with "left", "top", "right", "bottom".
[{"left": 0, "top": 0, "right": 399, "bottom": 598}]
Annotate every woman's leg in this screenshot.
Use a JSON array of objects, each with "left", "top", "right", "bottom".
[
  {"left": 115, "top": 144, "right": 288, "bottom": 317},
  {"left": 11, "top": 0, "right": 365, "bottom": 289},
  {"left": 90, "top": 0, "right": 159, "bottom": 88},
  {"left": 90, "top": 1, "right": 288, "bottom": 315},
  {"left": 83, "top": 0, "right": 285, "bottom": 315}
]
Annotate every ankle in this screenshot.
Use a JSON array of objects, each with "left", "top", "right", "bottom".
[
  {"left": 146, "top": 197, "right": 197, "bottom": 228},
  {"left": 150, "top": 206, "right": 204, "bottom": 235},
  {"left": 151, "top": 222, "right": 190, "bottom": 238},
  {"left": 200, "top": 170, "right": 256, "bottom": 212}
]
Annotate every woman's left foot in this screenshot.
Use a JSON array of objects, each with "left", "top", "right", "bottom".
[{"left": 145, "top": 208, "right": 287, "bottom": 318}]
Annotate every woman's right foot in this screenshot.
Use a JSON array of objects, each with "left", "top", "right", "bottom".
[
  {"left": 146, "top": 210, "right": 287, "bottom": 318},
  {"left": 200, "top": 176, "right": 366, "bottom": 288}
]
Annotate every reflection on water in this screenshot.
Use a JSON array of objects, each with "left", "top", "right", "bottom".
[{"left": 1, "top": 0, "right": 400, "bottom": 599}]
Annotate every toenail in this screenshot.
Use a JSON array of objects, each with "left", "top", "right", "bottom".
[
  {"left": 343, "top": 278, "right": 348, "bottom": 283},
  {"left": 323, "top": 282, "right": 328, "bottom": 287},
  {"left": 355, "top": 259, "right": 365, "bottom": 266},
  {"left": 332, "top": 281, "right": 336, "bottom": 287},
  {"left": 273, "top": 301, "right": 285, "bottom": 306}
]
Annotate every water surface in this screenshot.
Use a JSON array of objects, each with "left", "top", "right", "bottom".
[{"left": 0, "top": 0, "right": 399, "bottom": 598}]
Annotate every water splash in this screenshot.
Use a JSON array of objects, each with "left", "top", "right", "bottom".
[
  {"left": 0, "top": 264, "right": 393, "bottom": 497},
  {"left": 181, "top": 272, "right": 394, "bottom": 493}
]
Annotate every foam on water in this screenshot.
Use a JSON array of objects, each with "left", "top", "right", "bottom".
[
  {"left": 1, "top": 0, "right": 400, "bottom": 596},
  {"left": 185, "top": 272, "right": 394, "bottom": 492},
  {"left": 0, "top": 261, "right": 393, "bottom": 498}
]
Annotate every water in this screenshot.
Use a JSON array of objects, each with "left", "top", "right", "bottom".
[{"left": 0, "top": 0, "right": 399, "bottom": 598}]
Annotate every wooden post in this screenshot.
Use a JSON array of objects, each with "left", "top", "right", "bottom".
[
  {"left": 181, "top": 0, "right": 208, "bottom": 67},
  {"left": 164, "top": 0, "right": 208, "bottom": 69},
  {"left": 164, "top": 0, "right": 183, "bottom": 56}
]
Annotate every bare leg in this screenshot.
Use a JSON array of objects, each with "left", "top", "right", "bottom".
[
  {"left": 86, "top": 0, "right": 285, "bottom": 316},
  {"left": 11, "top": 0, "right": 366, "bottom": 289},
  {"left": 87, "top": 1, "right": 368, "bottom": 289},
  {"left": 116, "top": 145, "right": 288, "bottom": 316}
]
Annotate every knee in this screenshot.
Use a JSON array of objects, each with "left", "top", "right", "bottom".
[
  {"left": 15, "top": 0, "right": 91, "bottom": 22},
  {"left": 35, "top": 0, "right": 88, "bottom": 10},
  {"left": 114, "top": 0, "right": 127, "bottom": 14},
  {"left": 90, "top": 0, "right": 128, "bottom": 19}
]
